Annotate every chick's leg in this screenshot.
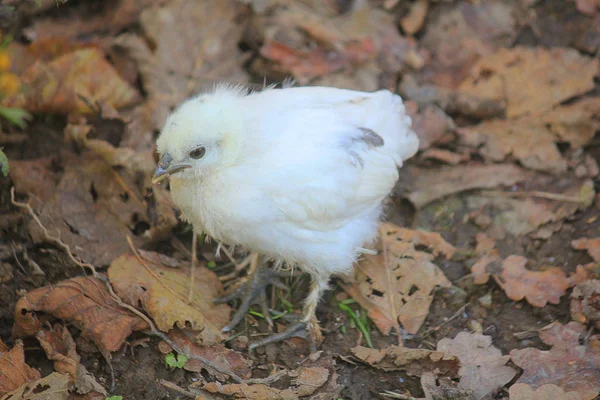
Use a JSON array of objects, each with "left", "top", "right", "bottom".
[
  {"left": 214, "top": 258, "right": 288, "bottom": 332},
  {"left": 248, "top": 274, "right": 328, "bottom": 351}
]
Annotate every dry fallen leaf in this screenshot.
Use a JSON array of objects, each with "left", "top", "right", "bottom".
[
  {"left": 493, "top": 255, "right": 588, "bottom": 308},
  {"left": 575, "top": 0, "right": 600, "bottom": 15},
  {"left": 437, "top": 332, "right": 516, "bottom": 400},
  {"left": 114, "top": 0, "right": 249, "bottom": 131},
  {"left": 37, "top": 325, "right": 107, "bottom": 396},
  {"left": 570, "top": 280, "right": 600, "bottom": 329},
  {"left": 345, "top": 223, "right": 452, "bottom": 336},
  {"left": 457, "top": 98, "right": 600, "bottom": 173},
  {"left": 160, "top": 330, "right": 252, "bottom": 380},
  {"left": 13, "top": 276, "right": 149, "bottom": 352},
  {"left": 459, "top": 47, "right": 598, "bottom": 118},
  {"left": 0, "top": 340, "right": 41, "bottom": 396},
  {"left": 405, "top": 102, "right": 456, "bottom": 151},
  {"left": 108, "top": 251, "right": 229, "bottom": 344},
  {"left": 572, "top": 237, "right": 600, "bottom": 263},
  {"left": 201, "top": 352, "right": 341, "bottom": 400},
  {"left": 10, "top": 150, "right": 176, "bottom": 266},
  {"left": 27, "top": 0, "right": 169, "bottom": 40},
  {"left": 471, "top": 251, "right": 501, "bottom": 285},
  {"left": 510, "top": 322, "right": 600, "bottom": 400},
  {"left": 509, "top": 383, "right": 583, "bottom": 400},
  {"left": 403, "top": 164, "right": 532, "bottom": 208},
  {"left": 253, "top": 1, "right": 420, "bottom": 84},
  {"left": 1, "top": 372, "right": 70, "bottom": 400},
  {"left": 3, "top": 48, "right": 140, "bottom": 114},
  {"left": 464, "top": 179, "right": 595, "bottom": 238},
  {"left": 351, "top": 345, "right": 459, "bottom": 377},
  {"left": 420, "top": 1, "right": 517, "bottom": 87},
  {"left": 400, "top": 0, "right": 428, "bottom": 35}
]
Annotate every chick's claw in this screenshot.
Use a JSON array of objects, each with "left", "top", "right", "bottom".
[
  {"left": 248, "top": 320, "right": 314, "bottom": 352},
  {"left": 214, "top": 265, "right": 288, "bottom": 332}
]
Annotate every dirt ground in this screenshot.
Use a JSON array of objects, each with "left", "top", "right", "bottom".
[{"left": 1, "top": 0, "right": 600, "bottom": 399}]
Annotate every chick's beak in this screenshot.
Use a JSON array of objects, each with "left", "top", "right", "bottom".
[{"left": 152, "top": 153, "right": 191, "bottom": 184}]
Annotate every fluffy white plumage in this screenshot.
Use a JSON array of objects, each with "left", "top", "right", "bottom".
[{"left": 156, "top": 85, "right": 419, "bottom": 284}]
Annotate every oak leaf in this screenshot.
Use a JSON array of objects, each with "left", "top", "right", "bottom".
[
  {"left": 0, "top": 341, "right": 41, "bottom": 395},
  {"left": 108, "top": 250, "right": 230, "bottom": 344},
  {"left": 437, "top": 332, "right": 516, "bottom": 400},
  {"left": 510, "top": 322, "right": 600, "bottom": 400},
  {"left": 13, "top": 276, "right": 149, "bottom": 352}
]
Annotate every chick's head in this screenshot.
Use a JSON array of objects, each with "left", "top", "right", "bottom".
[{"left": 153, "top": 88, "right": 245, "bottom": 183}]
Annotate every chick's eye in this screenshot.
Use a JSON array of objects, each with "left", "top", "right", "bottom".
[{"left": 189, "top": 146, "right": 206, "bottom": 159}]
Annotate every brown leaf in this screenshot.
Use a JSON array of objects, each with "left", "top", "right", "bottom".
[
  {"left": 1, "top": 372, "right": 70, "bottom": 400},
  {"left": 11, "top": 151, "right": 176, "bottom": 266},
  {"left": 570, "top": 280, "right": 600, "bottom": 330},
  {"left": 494, "top": 255, "right": 587, "bottom": 308},
  {"left": 0, "top": 341, "right": 41, "bottom": 395},
  {"left": 260, "top": 40, "right": 375, "bottom": 84},
  {"left": 572, "top": 237, "right": 600, "bottom": 263},
  {"left": 162, "top": 330, "right": 252, "bottom": 380},
  {"left": 464, "top": 179, "right": 595, "bottom": 238},
  {"left": 3, "top": 48, "right": 140, "bottom": 114},
  {"left": 471, "top": 250, "right": 501, "bottom": 285},
  {"left": 405, "top": 102, "right": 456, "bottom": 151},
  {"left": 13, "top": 276, "right": 149, "bottom": 352},
  {"left": 346, "top": 223, "right": 452, "bottom": 335},
  {"left": 575, "top": 0, "right": 600, "bottom": 15},
  {"left": 400, "top": 74, "right": 506, "bottom": 120},
  {"left": 457, "top": 98, "right": 600, "bottom": 173},
  {"left": 351, "top": 345, "right": 460, "bottom": 377},
  {"left": 404, "top": 164, "right": 532, "bottom": 208},
  {"left": 420, "top": 2, "right": 517, "bottom": 87},
  {"left": 437, "top": 332, "right": 517, "bottom": 400},
  {"left": 201, "top": 352, "right": 340, "bottom": 399},
  {"left": 510, "top": 322, "right": 600, "bottom": 400},
  {"left": 27, "top": 0, "right": 170, "bottom": 40},
  {"left": 114, "top": 0, "right": 249, "bottom": 131},
  {"left": 400, "top": 0, "right": 428, "bottom": 35},
  {"left": 459, "top": 47, "right": 598, "bottom": 118},
  {"left": 108, "top": 251, "right": 229, "bottom": 344},
  {"left": 509, "top": 383, "right": 583, "bottom": 400},
  {"left": 255, "top": 2, "right": 420, "bottom": 84},
  {"left": 36, "top": 325, "right": 107, "bottom": 395}
]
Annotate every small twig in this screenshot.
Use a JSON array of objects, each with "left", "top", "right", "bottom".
[
  {"left": 483, "top": 190, "right": 586, "bottom": 204},
  {"left": 379, "top": 390, "right": 417, "bottom": 400},
  {"left": 11, "top": 187, "right": 97, "bottom": 276},
  {"left": 188, "top": 229, "right": 198, "bottom": 303},
  {"left": 159, "top": 379, "right": 196, "bottom": 399},
  {"left": 422, "top": 303, "right": 469, "bottom": 339}
]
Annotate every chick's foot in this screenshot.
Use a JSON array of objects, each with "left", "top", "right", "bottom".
[{"left": 214, "top": 264, "right": 288, "bottom": 332}]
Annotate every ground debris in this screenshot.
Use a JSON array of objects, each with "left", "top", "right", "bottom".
[
  {"left": 12, "top": 276, "right": 149, "bottom": 352},
  {"left": 0, "top": 340, "right": 42, "bottom": 396},
  {"left": 510, "top": 322, "right": 600, "bottom": 400},
  {"left": 351, "top": 345, "right": 460, "bottom": 377},
  {"left": 37, "top": 324, "right": 107, "bottom": 395},
  {"left": 343, "top": 223, "right": 452, "bottom": 336},
  {"left": 570, "top": 279, "right": 600, "bottom": 329},
  {"left": 509, "top": 383, "right": 583, "bottom": 400},
  {"left": 473, "top": 254, "right": 588, "bottom": 307},
  {"left": 108, "top": 250, "right": 230, "bottom": 344},
  {"left": 437, "top": 332, "right": 516, "bottom": 400},
  {"left": 459, "top": 47, "right": 598, "bottom": 118}
]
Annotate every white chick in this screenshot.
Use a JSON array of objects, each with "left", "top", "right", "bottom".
[{"left": 153, "top": 84, "right": 419, "bottom": 349}]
